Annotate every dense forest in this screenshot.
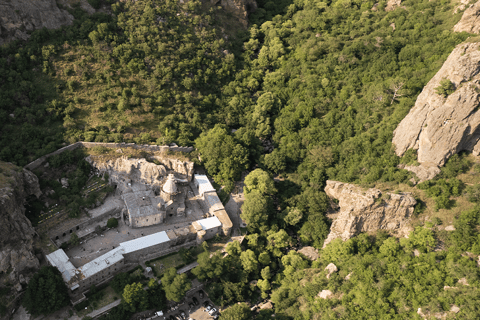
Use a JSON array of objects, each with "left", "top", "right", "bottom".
[{"left": 3, "top": 0, "right": 480, "bottom": 318}]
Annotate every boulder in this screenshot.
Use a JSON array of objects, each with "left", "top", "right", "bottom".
[
  {"left": 385, "top": 0, "right": 402, "bottom": 11},
  {"left": 325, "top": 263, "right": 338, "bottom": 279},
  {"left": 392, "top": 42, "right": 480, "bottom": 173},
  {"left": 210, "top": 0, "right": 257, "bottom": 27},
  {"left": 324, "top": 181, "right": 416, "bottom": 246},
  {"left": 454, "top": 1, "right": 480, "bottom": 34},
  {"left": 318, "top": 290, "right": 333, "bottom": 299}
]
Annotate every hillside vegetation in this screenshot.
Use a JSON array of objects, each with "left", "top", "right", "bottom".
[{"left": 2, "top": 0, "right": 480, "bottom": 318}]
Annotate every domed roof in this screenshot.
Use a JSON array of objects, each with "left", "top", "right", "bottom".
[{"left": 162, "top": 174, "right": 177, "bottom": 194}]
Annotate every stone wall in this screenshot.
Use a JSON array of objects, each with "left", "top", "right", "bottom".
[{"left": 24, "top": 142, "right": 194, "bottom": 171}]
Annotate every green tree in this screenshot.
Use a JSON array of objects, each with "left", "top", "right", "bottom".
[
  {"left": 69, "top": 232, "right": 80, "bottom": 246},
  {"left": 240, "top": 192, "right": 271, "bottom": 231},
  {"left": 107, "top": 218, "right": 118, "bottom": 228},
  {"left": 161, "top": 268, "right": 191, "bottom": 302},
  {"left": 195, "top": 125, "right": 249, "bottom": 192},
  {"left": 219, "top": 303, "right": 252, "bottom": 320},
  {"left": 261, "top": 266, "right": 272, "bottom": 280},
  {"left": 123, "top": 282, "right": 148, "bottom": 312},
  {"left": 22, "top": 266, "right": 69, "bottom": 316},
  {"left": 225, "top": 240, "right": 242, "bottom": 257},
  {"left": 243, "top": 168, "right": 276, "bottom": 195},
  {"left": 435, "top": 78, "right": 455, "bottom": 97},
  {"left": 258, "top": 252, "right": 271, "bottom": 265},
  {"left": 240, "top": 249, "right": 258, "bottom": 273},
  {"left": 147, "top": 279, "right": 166, "bottom": 310},
  {"left": 192, "top": 251, "right": 224, "bottom": 281}
]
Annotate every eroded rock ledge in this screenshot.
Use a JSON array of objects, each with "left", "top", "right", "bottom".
[
  {"left": 323, "top": 180, "right": 416, "bottom": 247},
  {"left": 454, "top": 1, "right": 480, "bottom": 34},
  {"left": 0, "top": 162, "right": 41, "bottom": 285},
  {"left": 392, "top": 42, "right": 480, "bottom": 179}
]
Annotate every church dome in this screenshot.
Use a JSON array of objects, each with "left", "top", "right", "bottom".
[{"left": 162, "top": 174, "right": 177, "bottom": 194}]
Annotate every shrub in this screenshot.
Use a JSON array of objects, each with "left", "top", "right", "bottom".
[
  {"left": 434, "top": 78, "right": 455, "bottom": 97},
  {"left": 107, "top": 217, "right": 118, "bottom": 228}
]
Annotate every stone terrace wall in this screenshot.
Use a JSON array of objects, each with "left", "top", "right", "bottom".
[{"left": 25, "top": 142, "right": 194, "bottom": 171}]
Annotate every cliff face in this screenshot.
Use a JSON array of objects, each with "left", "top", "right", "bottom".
[
  {"left": 454, "top": 1, "right": 480, "bottom": 34},
  {"left": 392, "top": 42, "right": 480, "bottom": 177},
  {"left": 210, "top": 0, "right": 257, "bottom": 27},
  {"left": 86, "top": 155, "right": 194, "bottom": 186},
  {"left": 0, "top": 162, "right": 41, "bottom": 279},
  {"left": 0, "top": 0, "right": 74, "bottom": 46},
  {"left": 323, "top": 180, "right": 416, "bottom": 247}
]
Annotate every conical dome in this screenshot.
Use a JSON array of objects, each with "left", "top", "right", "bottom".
[{"left": 162, "top": 174, "right": 177, "bottom": 194}]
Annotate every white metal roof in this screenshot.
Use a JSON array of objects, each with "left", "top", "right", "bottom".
[
  {"left": 194, "top": 174, "right": 215, "bottom": 196},
  {"left": 205, "top": 193, "right": 224, "bottom": 212},
  {"left": 119, "top": 231, "right": 171, "bottom": 254},
  {"left": 196, "top": 216, "right": 222, "bottom": 230},
  {"left": 46, "top": 249, "right": 77, "bottom": 283},
  {"left": 79, "top": 247, "right": 125, "bottom": 278}
]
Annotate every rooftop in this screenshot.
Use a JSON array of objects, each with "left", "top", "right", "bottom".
[
  {"left": 196, "top": 216, "right": 222, "bottom": 230},
  {"left": 163, "top": 174, "right": 177, "bottom": 194},
  {"left": 194, "top": 174, "right": 215, "bottom": 196},
  {"left": 79, "top": 247, "right": 125, "bottom": 278},
  {"left": 119, "top": 230, "right": 170, "bottom": 254},
  {"left": 205, "top": 192, "right": 224, "bottom": 212},
  {"left": 46, "top": 249, "right": 77, "bottom": 283}
]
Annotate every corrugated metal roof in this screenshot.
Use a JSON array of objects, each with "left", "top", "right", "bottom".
[
  {"left": 79, "top": 247, "right": 125, "bottom": 278},
  {"left": 194, "top": 174, "right": 215, "bottom": 196},
  {"left": 196, "top": 216, "right": 222, "bottom": 230},
  {"left": 46, "top": 249, "right": 77, "bottom": 283},
  {"left": 120, "top": 231, "right": 171, "bottom": 254},
  {"left": 205, "top": 193, "right": 224, "bottom": 212}
]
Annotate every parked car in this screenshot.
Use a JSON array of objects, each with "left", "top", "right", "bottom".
[
  {"left": 209, "top": 307, "right": 217, "bottom": 316},
  {"left": 205, "top": 304, "right": 213, "bottom": 312},
  {"left": 213, "top": 314, "right": 219, "bottom": 320},
  {"left": 192, "top": 297, "right": 199, "bottom": 306},
  {"left": 198, "top": 290, "right": 205, "bottom": 298}
]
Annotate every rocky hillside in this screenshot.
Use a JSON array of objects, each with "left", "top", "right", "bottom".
[
  {"left": 0, "top": 0, "right": 74, "bottom": 46},
  {"left": 211, "top": 0, "right": 257, "bottom": 27},
  {"left": 323, "top": 180, "right": 416, "bottom": 247},
  {"left": 0, "top": 162, "right": 41, "bottom": 288},
  {"left": 454, "top": 0, "right": 480, "bottom": 34},
  {"left": 392, "top": 42, "right": 480, "bottom": 178}
]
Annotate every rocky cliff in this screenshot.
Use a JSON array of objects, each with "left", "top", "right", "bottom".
[
  {"left": 86, "top": 155, "right": 194, "bottom": 186},
  {"left": 0, "top": 162, "right": 41, "bottom": 283},
  {"left": 0, "top": 0, "right": 74, "bottom": 46},
  {"left": 454, "top": 1, "right": 480, "bottom": 34},
  {"left": 210, "top": 0, "right": 257, "bottom": 27},
  {"left": 323, "top": 180, "right": 416, "bottom": 247},
  {"left": 392, "top": 42, "right": 480, "bottom": 178}
]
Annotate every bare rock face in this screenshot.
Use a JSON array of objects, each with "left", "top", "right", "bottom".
[
  {"left": 210, "top": 0, "right": 257, "bottom": 27},
  {"left": 0, "top": 162, "right": 41, "bottom": 278},
  {"left": 0, "top": 0, "right": 74, "bottom": 46},
  {"left": 392, "top": 42, "right": 480, "bottom": 175},
  {"left": 385, "top": 0, "right": 402, "bottom": 11},
  {"left": 454, "top": 1, "right": 480, "bottom": 34},
  {"left": 87, "top": 156, "right": 167, "bottom": 186},
  {"left": 403, "top": 164, "right": 440, "bottom": 183},
  {"left": 324, "top": 180, "right": 416, "bottom": 247}
]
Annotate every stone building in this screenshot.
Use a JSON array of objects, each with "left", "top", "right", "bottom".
[
  {"left": 46, "top": 216, "right": 222, "bottom": 293},
  {"left": 194, "top": 174, "right": 232, "bottom": 236},
  {"left": 122, "top": 184, "right": 166, "bottom": 228}
]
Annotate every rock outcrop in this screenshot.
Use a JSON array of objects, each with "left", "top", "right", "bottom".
[
  {"left": 454, "top": 1, "right": 480, "bottom": 34},
  {"left": 0, "top": 162, "right": 41, "bottom": 281},
  {"left": 87, "top": 155, "right": 194, "bottom": 187},
  {"left": 210, "top": 0, "right": 257, "bottom": 27},
  {"left": 0, "top": 0, "right": 74, "bottom": 46},
  {"left": 324, "top": 180, "right": 416, "bottom": 247},
  {"left": 87, "top": 156, "right": 167, "bottom": 187},
  {"left": 392, "top": 42, "right": 480, "bottom": 178}
]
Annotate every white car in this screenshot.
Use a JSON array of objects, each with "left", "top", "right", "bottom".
[
  {"left": 205, "top": 304, "right": 212, "bottom": 312},
  {"left": 209, "top": 308, "right": 217, "bottom": 316}
]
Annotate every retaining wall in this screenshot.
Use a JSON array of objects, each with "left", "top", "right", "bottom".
[{"left": 25, "top": 142, "right": 194, "bottom": 171}]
